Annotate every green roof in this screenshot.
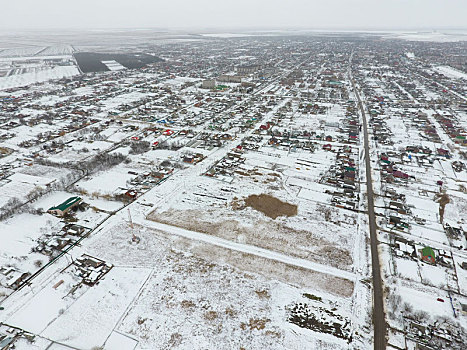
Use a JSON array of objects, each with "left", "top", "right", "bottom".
[
  {"left": 49, "top": 196, "right": 82, "bottom": 212},
  {"left": 421, "top": 246, "right": 435, "bottom": 259}
]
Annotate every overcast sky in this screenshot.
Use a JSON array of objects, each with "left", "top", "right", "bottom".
[{"left": 1, "top": 0, "right": 466, "bottom": 31}]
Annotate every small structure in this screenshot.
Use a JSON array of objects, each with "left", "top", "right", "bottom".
[
  {"left": 201, "top": 79, "right": 216, "bottom": 89},
  {"left": 47, "top": 197, "right": 82, "bottom": 217},
  {"left": 420, "top": 246, "right": 436, "bottom": 264}
]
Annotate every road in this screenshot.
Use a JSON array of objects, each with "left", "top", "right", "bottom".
[{"left": 349, "top": 58, "right": 387, "bottom": 349}]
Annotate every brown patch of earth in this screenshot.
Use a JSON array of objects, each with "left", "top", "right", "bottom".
[
  {"left": 435, "top": 192, "right": 450, "bottom": 223},
  {"left": 244, "top": 194, "right": 297, "bottom": 219}
]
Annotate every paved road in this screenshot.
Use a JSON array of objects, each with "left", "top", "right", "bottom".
[{"left": 350, "top": 64, "right": 387, "bottom": 349}]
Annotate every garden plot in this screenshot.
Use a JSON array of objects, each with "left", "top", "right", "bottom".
[
  {"left": 395, "top": 258, "right": 421, "bottom": 282},
  {"left": 100, "top": 126, "right": 134, "bottom": 143},
  {"left": 15, "top": 164, "right": 73, "bottom": 181},
  {"left": 6, "top": 265, "right": 150, "bottom": 350},
  {"left": 453, "top": 255, "right": 467, "bottom": 295},
  {"left": 74, "top": 165, "right": 137, "bottom": 196},
  {"left": 99, "top": 91, "right": 147, "bottom": 111},
  {"left": 0, "top": 213, "right": 61, "bottom": 297},
  {"left": 35, "top": 94, "right": 73, "bottom": 106},
  {"left": 398, "top": 282, "right": 458, "bottom": 321},
  {"left": 0, "top": 213, "right": 60, "bottom": 259},
  {"left": 0, "top": 123, "right": 59, "bottom": 148},
  {"left": 163, "top": 76, "right": 201, "bottom": 88},
  {"left": 434, "top": 66, "right": 467, "bottom": 81},
  {"left": 443, "top": 193, "right": 467, "bottom": 227},
  {"left": 419, "top": 263, "right": 450, "bottom": 288},
  {"left": 46, "top": 139, "right": 114, "bottom": 163},
  {"left": 0, "top": 172, "right": 56, "bottom": 208}
]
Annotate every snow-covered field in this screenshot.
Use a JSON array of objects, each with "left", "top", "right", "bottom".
[
  {"left": 434, "top": 66, "right": 467, "bottom": 81},
  {"left": 0, "top": 65, "right": 79, "bottom": 90}
]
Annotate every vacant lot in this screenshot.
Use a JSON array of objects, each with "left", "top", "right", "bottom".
[{"left": 148, "top": 208, "right": 353, "bottom": 271}]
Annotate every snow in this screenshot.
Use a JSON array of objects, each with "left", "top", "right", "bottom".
[
  {"left": 75, "top": 166, "right": 136, "bottom": 195},
  {"left": 396, "top": 258, "right": 420, "bottom": 282},
  {"left": 388, "top": 31, "right": 467, "bottom": 42},
  {"left": 104, "top": 331, "right": 138, "bottom": 350},
  {"left": 0, "top": 65, "right": 79, "bottom": 91},
  {"left": 0, "top": 213, "right": 60, "bottom": 257},
  {"left": 434, "top": 66, "right": 467, "bottom": 81},
  {"left": 102, "top": 60, "right": 126, "bottom": 71},
  {"left": 40, "top": 267, "right": 150, "bottom": 349},
  {"left": 399, "top": 283, "right": 452, "bottom": 319},
  {"left": 202, "top": 33, "right": 255, "bottom": 38}
]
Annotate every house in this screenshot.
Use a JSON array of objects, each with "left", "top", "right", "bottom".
[
  {"left": 5, "top": 270, "right": 30, "bottom": 290},
  {"left": 389, "top": 215, "right": 409, "bottom": 229},
  {"left": 65, "top": 224, "right": 86, "bottom": 237},
  {"left": 420, "top": 246, "right": 436, "bottom": 264},
  {"left": 437, "top": 148, "right": 451, "bottom": 158},
  {"left": 125, "top": 190, "right": 138, "bottom": 200},
  {"left": 74, "top": 254, "right": 113, "bottom": 286},
  {"left": 392, "top": 170, "right": 409, "bottom": 179},
  {"left": 183, "top": 156, "right": 194, "bottom": 163},
  {"left": 47, "top": 197, "right": 82, "bottom": 217}
]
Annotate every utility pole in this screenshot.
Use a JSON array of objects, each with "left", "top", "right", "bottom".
[{"left": 127, "top": 208, "right": 133, "bottom": 229}]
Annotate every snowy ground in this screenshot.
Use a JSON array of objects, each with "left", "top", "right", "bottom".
[{"left": 0, "top": 66, "right": 79, "bottom": 90}]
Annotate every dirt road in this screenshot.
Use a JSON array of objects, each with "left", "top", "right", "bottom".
[{"left": 350, "top": 64, "right": 387, "bottom": 349}]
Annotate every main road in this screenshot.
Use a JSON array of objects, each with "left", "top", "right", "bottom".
[{"left": 349, "top": 55, "right": 387, "bottom": 350}]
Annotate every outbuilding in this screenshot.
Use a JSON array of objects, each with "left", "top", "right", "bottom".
[{"left": 47, "top": 197, "right": 82, "bottom": 217}]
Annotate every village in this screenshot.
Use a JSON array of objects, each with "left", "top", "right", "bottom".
[{"left": 0, "top": 33, "right": 465, "bottom": 350}]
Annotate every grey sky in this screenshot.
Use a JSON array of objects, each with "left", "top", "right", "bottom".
[{"left": 1, "top": 0, "right": 466, "bottom": 30}]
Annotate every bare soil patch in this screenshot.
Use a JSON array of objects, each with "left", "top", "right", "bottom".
[
  {"left": 435, "top": 192, "right": 450, "bottom": 223},
  {"left": 244, "top": 194, "right": 297, "bottom": 219}
]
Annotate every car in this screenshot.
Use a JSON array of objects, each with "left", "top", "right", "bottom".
[{"left": 437, "top": 298, "right": 444, "bottom": 302}]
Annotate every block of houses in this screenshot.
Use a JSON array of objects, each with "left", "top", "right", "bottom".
[{"left": 47, "top": 196, "right": 82, "bottom": 217}]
